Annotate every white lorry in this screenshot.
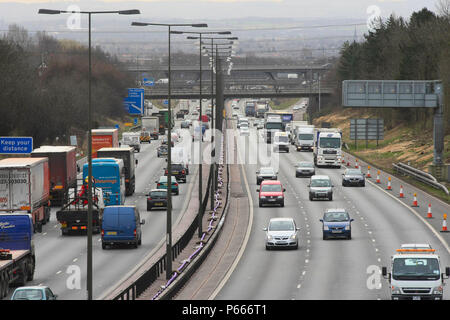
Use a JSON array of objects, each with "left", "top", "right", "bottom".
[
  {"left": 141, "top": 116, "right": 159, "bottom": 140},
  {"left": 382, "top": 244, "right": 450, "bottom": 300},
  {"left": 122, "top": 132, "right": 141, "bottom": 152},
  {"left": 313, "top": 128, "right": 342, "bottom": 168},
  {"left": 294, "top": 126, "right": 315, "bottom": 151}
]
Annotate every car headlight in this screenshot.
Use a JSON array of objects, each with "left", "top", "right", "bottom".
[
  {"left": 345, "top": 225, "right": 351, "bottom": 230},
  {"left": 432, "top": 286, "right": 443, "bottom": 295},
  {"left": 323, "top": 226, "right": 329, "bottom": 231},
  {"left": 391, "top": 286, "right": 401, "bottom": 295}
]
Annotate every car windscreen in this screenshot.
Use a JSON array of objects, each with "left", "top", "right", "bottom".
[
  {"left": 150, "top": 191, "right": 167, "bottom": 198},
  {"left": 392, "top": 258, "right": 440, "bottom": 280},
  {"left": 260, "top": 168, "right": 274, "bottom": 175},
  {"left": 324, "top": 211, "right": 349, "bottom": 222},
  {"left": 261, "top": 184, "right": 282, "bottom": 192},
  {"left": 311, "top": 179, "right": 331, "bottom": 187},
  {"left": 297, "top": 162, "right": 313, "bottom": 168},
  {"left": 269, "top": 220, "right": 294, "bottom": 231},
  {"left": 319, "top": 137, "right": 341, "bottom": 148},
  {"left": 12, "top": 289, "right": 44, "bottom": 300}
]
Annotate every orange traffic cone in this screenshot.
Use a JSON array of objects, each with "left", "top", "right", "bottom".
[
  {"left": 427, "top": 204, "right": 433, "bottom": 219},
  {"left": 387, "top": 177, "right": 392, "bottom": 191},
  {"left": 412, "top": 193, "right": 419, "bottom": 207},
  {"left": 376, "top": 171, "right": 381, "bottom": 184},
  {"left": 399, "top": 185, "right": 404, "bottom": 198},
  {"left": 367, "top": 166, "right": 372, "bottom": 178},
  {"left": 440, "top": 214, "right": 449, "bottom": 232}
]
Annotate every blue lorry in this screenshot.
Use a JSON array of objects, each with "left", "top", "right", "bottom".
[
  {"left": 83, "top": 158, "right": 126, "bottom": 206},
  {"left": 0, "top": 214, "right": 37, "bottom": 299}
]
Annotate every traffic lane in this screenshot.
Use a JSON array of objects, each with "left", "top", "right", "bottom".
[
  {"left": 29, "top": 141, "right": 160, "bottom": 284},
  {"left": 280, "top": 149, "right": 387, "bottom": 299},
  {"left": 292, "top": 149, "right": 450, "bottom": 299},
  {"left": 216, "top": 131, "right": 309, "bottom": 300},
  {"left": 27, "top": 141, "right": 188, "bottom": 299}
]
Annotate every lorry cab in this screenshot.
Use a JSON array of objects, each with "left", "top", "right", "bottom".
[
  {"left": 82, "top": 158, "right": 125, "bottom": 206},
  {"left": 382, "top": 244, "right": 450, "bottom": 300},
  {"left": 101, "top": 206, "right": 145, "bottom": 249}
]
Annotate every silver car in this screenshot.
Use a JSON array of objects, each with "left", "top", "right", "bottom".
[
  {"left": 295, "top": 161, "right": 315, "bottom": 177},
  {"left": 309, "top": 175, "right": 334, "bottom": 201},
  {"left": 264, "top": 217, "right": 299, "bottom": 250}
]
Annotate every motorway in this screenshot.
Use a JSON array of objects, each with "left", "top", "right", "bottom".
[
  {"left": 5, "top": 101, "right": 204, "bottom": 300},
  {"left": 212, "top": 99, "right": 450, "bottom": 300}
]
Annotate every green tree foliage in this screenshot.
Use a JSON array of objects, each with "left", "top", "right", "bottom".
[
  {"left": 0, "top": 27, "right": 133, "bottom": 147},
  {"left": 336, "top": 8, "right": 450, "bottom": 132}
]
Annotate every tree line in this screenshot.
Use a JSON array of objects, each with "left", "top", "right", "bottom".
[
  {"left": 0, "top": 24, "right": 134, "bottom": 147},
  {"left": 334, "top": 7, "right": 450, "bottom": 132}
]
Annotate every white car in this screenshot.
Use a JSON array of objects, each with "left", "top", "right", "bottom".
[
  {"left": 264, "top": 218, "right": 299, "bottom": 250},
  {"left": 240, "top": 126, "right": 250, "bottom": 136}
]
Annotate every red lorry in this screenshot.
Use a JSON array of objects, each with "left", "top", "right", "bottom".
[
  {"left": 0, "top": 158, "right": 51, "bottom": 232},
  {"left": 31, "top": 146, "right": 77, "bottom": 206},
  {"left": 91, "top": 129, "right": 119, "bottom": 158}
]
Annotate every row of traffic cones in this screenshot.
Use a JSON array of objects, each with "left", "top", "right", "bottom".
[{"left": 342, "top": 155, "right": 449, "bottom": 233}]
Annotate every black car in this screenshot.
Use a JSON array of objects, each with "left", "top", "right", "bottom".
[
  {"left": 165, "top": 163, "right": 187, "bottom": 183},
  {"left": 176, "top": 111, "right": 185, "bottom": 119},
  {"left": 295, "top": 161, "right": 315, "bottom": 177},
  {"left": 147, "top": 189, "right": 168, "bottom": 210},
  {"left": 342, "top": 169, "right": 365, "bottom": 187},
  {"left": 256, "top": 167, "right": 278, "bottom": 185},
  {"left": 157, "top": 145, "right": 168, "bottom": 157}
]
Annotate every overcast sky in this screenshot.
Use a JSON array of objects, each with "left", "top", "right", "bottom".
[{"left": 0, "top": 0, "right": 440, "bottom": 23}]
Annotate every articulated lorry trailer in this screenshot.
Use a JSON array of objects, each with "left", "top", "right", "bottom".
[
  {"left": 31, "top": 146, "right": 77, "bottom": 206},
  {"left": 97, "top": 147, "right": 137, "bottom": 196},
  {"left": 0, "top": 214, "right": 37, "bottom": 299},
  {"left": 0, "top": 158, "right": 51, "bottom": 232}
]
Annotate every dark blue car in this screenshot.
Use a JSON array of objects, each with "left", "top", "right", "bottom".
[
  {"left": 320, "top": 209, "right": 354, "bottom": 240},
  {"left": 101, "top": 206, "right": 145, "bottom": 249}
]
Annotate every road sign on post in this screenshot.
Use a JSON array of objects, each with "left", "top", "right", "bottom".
[
  {"left": 0, "top": 137, "right": 33, "bottom": 154},
  {"left": 124, "top": 88, "right": 144, "bottom": 115}
]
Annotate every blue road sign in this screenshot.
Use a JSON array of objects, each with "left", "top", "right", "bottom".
[
  {"left": 0, "top": 137, "right": 33, "bottom": 154},
  {"left": 125, "top": 88, "right": 144, "bottom": 114},
  {"left": 143, "top": 78, "right": 154, "bottom": 87}
]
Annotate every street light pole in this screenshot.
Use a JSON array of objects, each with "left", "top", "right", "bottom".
[
  {"left": 131, "top": 21, "right": 207, "bottom": 280},
  {"left": 39, "top": 8, "right": 140, "bottom": 300}
]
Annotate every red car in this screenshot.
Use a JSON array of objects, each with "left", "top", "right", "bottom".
[{"left": 257, "top": 180, "right": 286, "bottom": 207}]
